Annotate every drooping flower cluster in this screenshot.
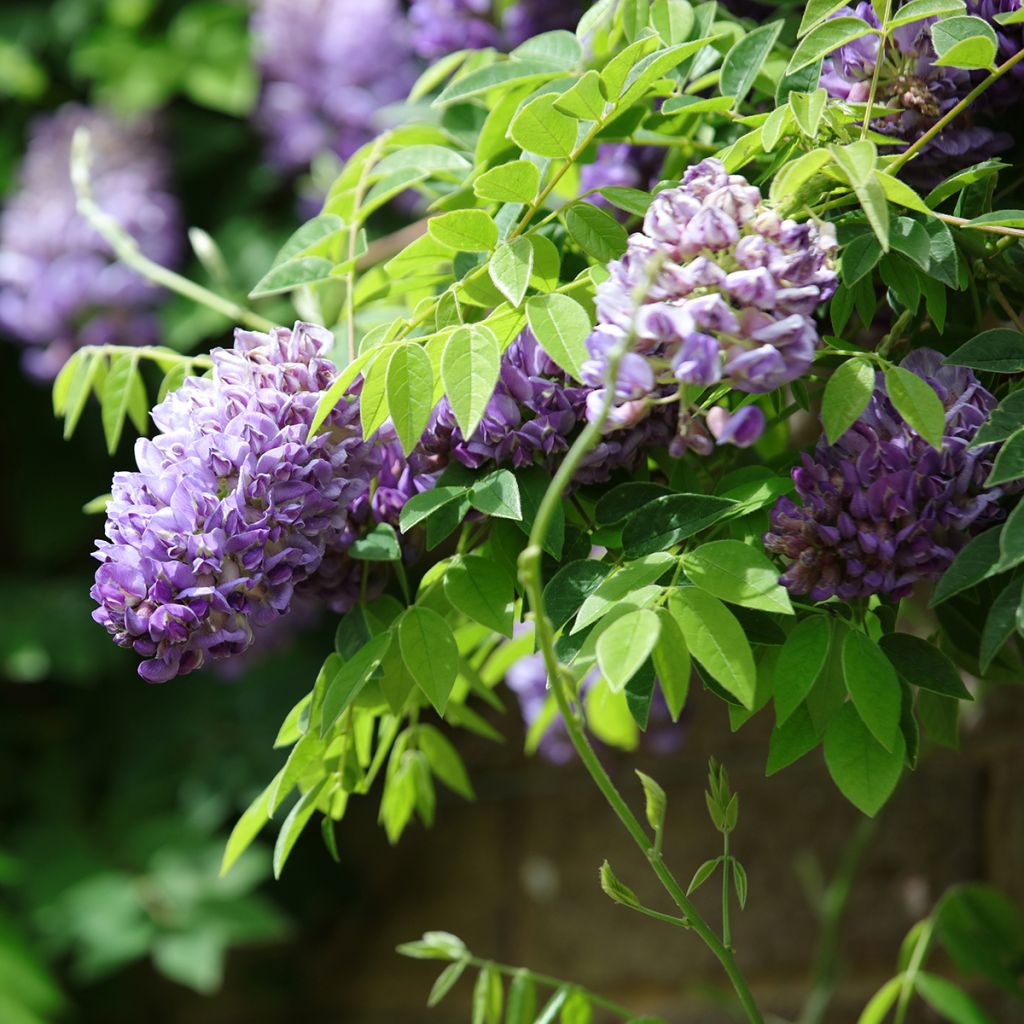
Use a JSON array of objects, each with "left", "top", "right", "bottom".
[
  {"left": 764, "top": 350, "right": 1005, "bottom": 603},
  {"left": 91, "top": 323, "right": 379, "bottom": 682},
  {"left": 251, "top": 0, "right": 417, "bottom": 174},
  {"left": 408, "top": 0, "right": 582, "bottom": 59},
  {"left": 416, "top": 329, "right": 677, "bottom": 483},
  {"left": 583, "top": 158, "right": 837, "bottom": 445},
  {"left": 0, "top": 105, "right": 182, "bottom": 381},
  {"left": 820, "top": 4, "right": 1011, "bottom": 166}
]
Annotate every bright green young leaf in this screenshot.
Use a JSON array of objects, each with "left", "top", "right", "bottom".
[
  {"left": 775, "top": 616, "right": 832, "bottom": 725},
  {"left": 469, "top": 469, "right": 522, "bottom": 520},
  {"left": 444, "top": 555, "right": 515, "bottom": 637},
  {"left": 596, "top": 608, "right": 661, "bottom": 692},
  {"left": 915, "top": 972, "right": 995, "bottom": 1024},
  {"left": 525, "top": 293, "right": 591, "bottom": 381},
  {"left": 766, "top": 704, "right": 822, "bottom": 775},
  {"left": 762, "top": 105, "right": 793, "bottom": 152},
  {"left": 441, "top": 324, "right": 501, "bottom": 439},
  {"left": 932, "top": 15, "right": 998, "bottom": 69},
  {"left": 428, "top": 961, "right": 468, "bottom": 1008},
  {"left": 891, "top": 0, "right": 966, "bottom": 28},
  {"left": 885, "top": 365, "right": 944, "bottom": 449},
  {"left": 855, "top": 977, "right": 904, "bottom": 1024},
  {"left": 510, "top": 29, "right": 583, "bottom": 69},
  {"left": 221, "top": 773, "right": 281, "bottom": 876},
  {"left": 400, "top": 485, "right": 469, "bottom": 532},
  {"left": 823, "top": 358, "right": 875, "bottom": 443},
  {"left": 428, "top": 210, "right": 499, "bottom": 252},
  {"left": 434, "top": 59, "right": 561, "bottom": 106},
  {"left": 505, "top": 970, "right": 538, "bottom": 1024},
  {"left": 652, "top": 0, "right": 696, "bottom": 44},
  {"left": 682, "top": 540, "right": 793, "bottom": 614},
  {"left": 787, "top": 17, "right": 877, "bottom": 75},
  {"left": 399, "top": 607, "right": 460, "bottom": 714},
  {"left": 553, "top": 69, "right": 607, "bottom": 120},
  {"left": 789, "top": 88, "right": 828, "bottom": 137},
  {"left": 564, "top": 203, "right": 629, "bottom": 261},
  {"left": 386, "top": 344, "right": 434, "bottom": 454},
  {"left": 824, "top": 702, "right": 905, "bottom": 816},
  {"left": 320, "top": 631, "right": 393, "bottom": 735},
  {"left": 418, "top": 724, "right": 475, "bottom": 799},
  {"left": 841, "top": 630, "right": 902, "bottom": 750},
  {"left": 101, "top": 354, "right": 140, "bottom": 454},
  {"left": 360, "top": 350, "right": 391, "bottom": 438},
  {"left": 652, "top": 606, "right": 691, "bottom": 720},
  {"left": 473, "top": 160, "right": 541, "bottom": 203},
  {"left": 488, "top": 237, "right": 534, "bottom": 308},
  {"left": 668, "top": 589, "right": 757, "bottom": 708},
  {"left": 721, "top": 22, "right": 783, "bottom": 107},
  {"left": 250, "top": 255, "right": 334, "bottom": 298},
  {"left": 471, "top": 962, "right": 503, "bottom": 1024},
  {"left": 799, "top": 0, "right": 856, "bottom": 35},
  {"left": 61, "top": 350, "right": 103, "bottom": 440},
  {"left": 273, "top": 779, "right": 327, "bottom": 877},
  {"left": 509, "top": 93, "right": 578, "bottom": 159}
]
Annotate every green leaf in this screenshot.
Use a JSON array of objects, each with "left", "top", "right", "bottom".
[
  {"left": 842, "top": 233, "right": 882, "bottom": 286},
  {"left": 885, "top": 366, "right": 945, "bottom": 449},
  {"left": 385, "top": 344, "right": 434, "bottom": 455},
  {"left": 986, "top": 426, "right": 1024, "bottom": 486},
  {"left": 560, "top": 988, "right": 592, "bottom": 1024},
  {"left": 506, "top": 970, "right": 537, "bottom": 1024},
  {"left": 489, "top": 238, "right": 534, "bottom": 307},
  {"left": 621, "top": 494, "right": 736, "bottom": 558},
  {"left": 526, "top": 293, "right": 592, "bottom": 382},
  {"left": 878, "top": 633, "right": 972, "bottom": 699},
  {"left": 553, "top": 69, "right": 607, "bottom": 120},
  {"left": 636, "top": 770, "right": 667, "bottom": 833},
  {"left": 573, "top": 553, "right": 673, "bottom": 632},
  {"left": 919, "top": 689, "right": 960, "bottom": 748},
  {"left": 789, "top": 88, "right": 828, "bottom": 137},
  {"left": 681, "top": 540, "right": 793, "bottom": 615},
  {"left": 220, "top": 775, "right": 280, "bottom": 876},
  {"left": 600, "top": 860, "right": 641, "bottom": 908},
  {"left": 418, "top": 724, "right": 475, "bottom": 799},
  {"left": 273, "top": 779, "right": 327, "bottom": 877},
  {"left": 397, "top": 931, "right": 468, "bottom": 960},
  {"left": 824, "top": 702, "right": 905, "bottom": 816},
  {"left": 61, "top": 350, "right": 102, "bottom": 440},
  {"left": 472, "top": 963, "right": 503, "bottom": 1024},
  {"left": 787, "top": 17, "right": 877, "bottom": 75},
  {"left": 517, "top": 464, "right": 565, "bottom": 557},
  {"left": 915, "top": 973, "right": 995, "bottom": 1024},
  {"left": 855, "top": 977, "right": 904, "bottom": 1024},
  {"left": 799, "top": 0, "right": 857, "bottom": 35},
  {"left": 875, "top": 169, "right": 935, "bottom": 215},
  {"left": 967, "top": 208, "right": 1024, "bottom": 228},
  {"left": 925, "top": 158, "right": 1008, "bottom": 208},
  {"left": 249, "top": 255, "right": 334, "bottom": 298},
  {"left": 945, "top": 328, "right": 1024, "bottom": 373},
  {"left": 428, "top": 960, "right": 468, "bottom": 1008},
  {"left": 544, "top": 560, "right": 612, "bottom": 630},
  {"left": 400, "top": 485, "right": 469, "bottom": 532},
  {"left": 766, "top": 704, "right": 822, "bottom": 775},
  {"left": 564, "top": 203, "right": 629, "bottom": 262},
  {"left": 441, "top": 325, "right": 501, "bottom": 439},
  {"left": 434, "top": 59, "right": 560, "bottom": 105},
  {"left": 687, "top": 856, "right": 723, "bottom": 894},
  {"left": 321, "top": 632, "right": 393, "bottom": 735},
  {"left": 930, "top": 527, "right": 1004, "bottom": 605},
  {"left": 509, "top": 93, "right": 578, "bottom": 158},
  {"left": 932, "top": 16, "right": 998, "bottom": 69},
  {"left": 510, "top": 29, "right": 583, "bottom": 69},
  {"left": 444, "top": 555, "right": 515, "bottom": 637},
  {"left": 596, "top": 186, "right": 653, "bottom": 216},
  {"left": 399, "top": 607, "right": 459, "bottom": 714},
  {"left": 596, "top": 609, "right": 661, "bottom": 692},
  {"left": 841, "top": 630, "right": 902, "bottom": 750},
  {"left": 428, "top": 210, "right": 499, "bottom": 252},
  {"left": 979, "top": 579, "right": 1021, "bottom": 672},
  {"left": 845, "top": 168, "right": 890, "bottom": 247},
  {"left": 469, "top": 469, "right": 522, "bottom": 520},
  {"left": 596, "top": 482, "right": 671, "bottom": 524},
  {"left": 823, "top": 358, "right": 875, "bottom": 443},
  {"left": 652, "top": 607, "right": 691, "bottom": 720},
  {"left": 775, "top": 617, "right": 832, "bottom": 725},
  {"left": 473, "top": 160, "right": 541, "bottom": 203},
  {"left": 720, "top": 22, "right": 783, "bottom": 107},
  {"left": 891, "top": 0, "right": 966, "bottom": 28},
  {"left": 350, "top": 522, "right": 402, "bottom": 561},
  {"left": 668, "top": 590, "right": 757, "bottom": 708},
  {"left": 101, "top": 354, "right": 140, "bottom": 454},
  {"left": 652, "top": 0, "right": 695, "bottom": 43},
  {"left": 889, "top": 217, "right": 932, "bottom": 270},
  {"left": 971, "top": 389, "right": 1024, "bottom": 447}
]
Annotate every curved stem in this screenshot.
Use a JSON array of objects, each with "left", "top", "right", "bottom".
[
  {"left": 860, "top": 20, "right": 890, "bottom": 140},
  {"left": 71, "top": 129, "right": 276, "bottom": 334},
  {"left": 890, "top": 46, "right": 1024, "bottom": 173},
  {"left": 516, "top": 276, "right": 764, "bottom": 1024}
]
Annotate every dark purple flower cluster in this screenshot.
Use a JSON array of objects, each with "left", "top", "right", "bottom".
[
  {"left": 0, "top": 105, "right": 182, "bottom": 381},
  {"left": 91, "top": 323, "right": 379, "bottom": 682},
  {"left": 506, "top": 641, "right": 684, "bottom": 762},
  {"left": 764, "top": 350, "right": 1005, "bottom": 603},
  {"left": 251, "top": 0, "right": 417, "bottom": 173},
  {"left": 583, "top": 158, "right": 837, "bottom": 445},
  {"left": 416, "top": 329, "right": 676, "bottom": 483},
  {"left": 820, "top": 4, "right": 1011, "bottom": 165},
  {"left": 408, "top": 0, "right": 582, "bottom": 59}
]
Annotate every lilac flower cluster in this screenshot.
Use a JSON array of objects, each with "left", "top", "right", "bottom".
[
  {"left": 820, "top": 4, "right": 1010, "bottom": 166},
  {"left": 251, "top": 0, "right": 417, "bottom": 173},
  {"left": 91, "top": 323, "right": 379, "bottom": 682},
  {"left": 408, "top": 0, "right": 582, "bottom": 59},
  {"left": 582, "top": 158, "right": 837, "bottom": 447},
  {"left": 0, "top": 105, "right": 182, "bottom": 381},
  {"left": 416, "top": 329, "right": 676, "bottom": 483},
  {"left": 506, "top": 643, "right": 684, "bottom": 762},
  {"left": 765, "top": 350, "right": 1005, "bottom": 603}
]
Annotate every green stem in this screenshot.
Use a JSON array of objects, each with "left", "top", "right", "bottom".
[
  {"left": 890, "top": 46, "right": 1024, "bottom": 173},
  {"left": 516, "top": 273, "right": 764, "bottom": 1024},
  {"left": 860, "top": 21, "right": 890, "bottom": 140},
  {"left": 71, "top": 128, "right": 276, "bottom": 334},
  {"left": 464, "top": 957, "right": 636, "bottom": 1019},
  {"left": 893, "top": 916, "right": 936, "bottom": 1024},
  {"left": 722, "top": 832, "right": 732, "bottom": 950}
]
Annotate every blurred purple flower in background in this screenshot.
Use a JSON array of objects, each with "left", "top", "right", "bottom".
[
  {"left": 252, "top": 0, "right": 417, "bottom": 173},
  {"left": 765, "top": 350, "right": 1006, "bottom": 602},
  {"left": 819, "top": 3, "right": 1011, "bottom": 168},
  {"left": 91, "top": 322, "right": 379, "bottom": 682},
  {"left": 580, "top": 144, "right": 666, "bottom": 213},
  {"left": 0, "top": 105, "right": 182, "bottom": 381}
]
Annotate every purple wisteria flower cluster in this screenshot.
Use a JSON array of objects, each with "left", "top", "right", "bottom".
[
  {"left": 582, "top": 158, "right": 837, "bottom": 450},
  {"left": 764, "top": 350, "right": 1005, "bottom": 603},
  {"left": 408, "top": 0, "right": 582, "bottom": 59},
  {"left": 0, "top": 105, "right": 182, "bottom": 381},
  {"left": 251, "top": 0, "right": 417, "bottom": 173},
  {"left": 819, "top": 3, "right": 1011, "bottom": 166},
  {"left": 91, "top": 323, "right": 379, "bottom": 682}
]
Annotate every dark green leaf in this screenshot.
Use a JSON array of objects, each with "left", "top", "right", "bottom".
[
  {"left": 878, "top": 633, "right": 972, "bottom": 699},
  {"left": 775, "top": 616, "right": 832, "bottom": 724},
  {"left": 931, "top": 527, "right": 1004, "bottom": 605},
  {"left": 721, "top": 22, "right": 783, "bottom": 106},
  {"left": 986, "top": 426, "right": 1024, "bottom": 486},
  {"left": 622, "top": 493, "right": 736, "bottom": 558},
  {"left": 946, "top": 328, "right": 1024, "bottom": 373}
]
